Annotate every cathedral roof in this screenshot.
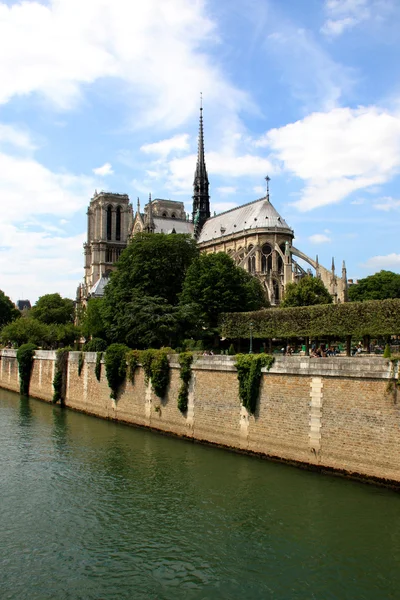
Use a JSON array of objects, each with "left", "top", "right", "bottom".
[
  {"left": 89, "top": 275, "right": 109, "bottom": 298},
  {"left": 153, "top": 217, "right": 194, "bottom": 235},
  {"left": 197, "top": 196, "right": 293, "bottom": 243}
]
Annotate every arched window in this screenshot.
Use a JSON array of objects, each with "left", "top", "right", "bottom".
[
  {"left": 273, "top": 281, "right": 280, "bottom": 302},
  {"left": 162, "top": 212, "right": 167, "bottom": 217},
  {"left": 106, "top": 247, "right": 112, "bottom": 263},
  {"left": 261, "top": 244, "right": 272, "bottom": 273},
  {"left": 247, "top": 245, "right": 255, "bottom": 273},
  {"left": 106, "top": 205, "right": 112, "bottom": 241},
  {"left": 171, "top": 213, "right": 176, "bottom": 219},
  {"left": 116, "top": 206, "right": 121, "bottom": 241}
]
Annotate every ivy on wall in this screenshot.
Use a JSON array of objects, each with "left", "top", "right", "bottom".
[
  {"left": 127, "top": 350, "right": 140, "bottom": 384},
  {"left": 177, "top": 352, "right": 193, "bottom": 413},
  {"left": 104, "top": 344, "right": 129, "bottom": 400},
  {"left": 16, "top": 343, "right": 36, "bottom": 397},
  {"left": 221, "top": 299, "right": 400, "bottom": 339},
  {"left": 235, "top": 354, "right": 274, "bottom": 414},
  {"left": 95, "top": 352, "right": 102, "bottom": 381},
  {"left": 138, "top": 348, "right": 170, "bottom": 398},
  {"left": 53, "top": 348, "right": 70, "bottom": 404},
  {"left": 78, "top": 352, "right": 84, "bottom": 376}
]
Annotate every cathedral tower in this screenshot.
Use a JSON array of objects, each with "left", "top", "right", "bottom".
[
  {"left": 192, "top": 99, "right": 210, "bottom": 237},
  {"left": 83, "top": 191, "right": 132, "bottom": 292}
]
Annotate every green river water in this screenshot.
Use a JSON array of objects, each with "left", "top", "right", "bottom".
[{"left": 1, "top": 388, "right": 400, "bottom": 600}]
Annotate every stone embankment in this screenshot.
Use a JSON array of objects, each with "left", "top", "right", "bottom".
[{"left": 1, "top": 349, "right": 399, "bottom": 484}]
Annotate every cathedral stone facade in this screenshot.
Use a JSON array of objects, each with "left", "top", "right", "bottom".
[{"left": 78, "top": 107, "right": 347, "bottom": 305}]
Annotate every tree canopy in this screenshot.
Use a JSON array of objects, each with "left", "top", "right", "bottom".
[
  {"left": 30, "top": 293, "right": 75, "bottom": 324},
  {"left": 348, "top": 270, "right": 400, "bottom": 302},
  {"left": 100, "top": 233, "right": 199, "bottom": 347},
  {"left": 280, "top": 275, "right": 332, "bottom": 308},
  {"left": 103, "top": 233, "right": 199, "bottom": 307},
  {"left": 179, "top": 252, "right": 268, "bottom": 328},
  {"left": 0, "top": 290, "right": 19, "bottom": 327}
]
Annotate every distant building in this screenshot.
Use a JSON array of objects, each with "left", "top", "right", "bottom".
[
  {"left": 16, "top": 299, "right": 31, "bottom": 312},
  {"left": 77, "top": 106, "right": 347, "bottom": 305}
]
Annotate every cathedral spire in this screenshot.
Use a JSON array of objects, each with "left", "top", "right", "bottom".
[
  {"left": 137, "top": 197, "right": 140, "bottom": 216},
  {"left": 145, "top": 193, "right": 155, "bottom": 233},
  {"left": 192, "top": 94, "right": 210, "bottom": 237}
]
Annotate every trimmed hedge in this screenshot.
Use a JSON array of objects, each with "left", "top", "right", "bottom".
[{"left": 220, "top": 299, "right": 400, "bottom": 339}]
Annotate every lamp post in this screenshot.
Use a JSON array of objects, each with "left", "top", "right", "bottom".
[{"left": 249, "top": 322, "right": 254, "bottom": 354}]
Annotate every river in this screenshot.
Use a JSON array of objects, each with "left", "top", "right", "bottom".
[{"left": 1, "top": 388, "right": 400, "bottom": 599}]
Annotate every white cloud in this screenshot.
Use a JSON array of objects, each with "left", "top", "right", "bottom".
[
  {"left": 361, "top": 253, "right": 400, "bottom": 270},
  {"left": 93, "top": 162, "right": 114, "bottom": 176},
  {"left": 0, "top": 0, "right": 250, "bottom": 129},
  {"left": 263, "top": 106, "right": 400, "bottom": 211},
  {"left": 321, "top": 0, "right": 370, "bottom": 36},
  {"left": 141, "top": 134, "right": 190, "bottom": 157},
  {"left": 373, "top": 196, "right": 400, "bottom": 211},
  {"left": 321, "top": 0, "right": 392, "bottom": 37},
  {"left": 216, "top": 186, "right": 237, "bottom": 195},
  {"left": 0, "top": 122, "right": 93, "bottom": 301},
  {"left": 253, "top": 185, "right": 265, "bottom": 195},
  {"left": 264, "top": 23, "right": 351, "bottom": 111},
  {"left": 309, "top": 233, "right": 332, "bottom": 244}
]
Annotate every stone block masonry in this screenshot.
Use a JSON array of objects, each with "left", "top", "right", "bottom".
[{"left": 1, "top": 350, "right": 399, "bottom": 485}]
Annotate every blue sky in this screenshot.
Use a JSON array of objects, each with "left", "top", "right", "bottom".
[{"left": 1, "top": 0, "right": 400, "bottom": 302}]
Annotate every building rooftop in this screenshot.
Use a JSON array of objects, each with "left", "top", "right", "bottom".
[{"left": 197, "top": 196, "right": 293, "bottom": 244}]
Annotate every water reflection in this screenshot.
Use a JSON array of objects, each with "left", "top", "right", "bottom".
[
  {"left": 18, "top": 395, "right": 33, "bottom": 427},
  {"left": 1, "top": 390, "right": 400, "bottom": 600}
]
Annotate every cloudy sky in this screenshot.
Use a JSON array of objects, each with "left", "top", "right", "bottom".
[{"left": 1, "top": 0, "right": 400, "bottom": 302}]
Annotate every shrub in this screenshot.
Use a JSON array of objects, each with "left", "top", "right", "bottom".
[
  {"left": 16, "top": 343, "right": 36, "bottom": 396},
  {"left": 104, "top": 344, "right": 130, "bottom": 400},
  {"left": 83, "top": 338, "right": 108, "bottom": 352},
  {"left": 235, "top": 354, "right": 274, "bottom": 414},
  {"left": 177, "top": 352, "right": 193, "bottom": 413},
  {"left": 228, "top": 343, "right": 236, "bottom": 356},
  {"left": 384, "top": 344, "right": 391, "bottom": 358}
]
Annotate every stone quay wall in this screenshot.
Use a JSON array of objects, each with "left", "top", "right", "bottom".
[{"left": 1, "top": 349, "right": 399, "bottom": 484}]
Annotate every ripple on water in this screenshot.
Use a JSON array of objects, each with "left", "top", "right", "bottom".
[{"left": 1, "top": 391, "right": 400, "bottom": 600}]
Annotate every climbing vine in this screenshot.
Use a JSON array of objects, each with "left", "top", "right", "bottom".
[
  {"left": 104, "top": 344, "right": 129, "bottom": 400},
  {"left": 127, "top": 350, "right": 140, "bottom": 384},
  {"left": 53, "top": 348, "right": 70, "bottom": 404},
  {"left": 16, "top": 343, "right": 36, "bottom": 396},
  {"left": 95, "top": 352, "right": 103, "bottom": 381},
  {"left": 139, "top": 348, "right": 170, "bottom": 398},
  {"left": 177, "top": 352, "right": 193, "bottom": 413},
  {"left": 78, "top": 352, "right": 84, "bottom": 376},
  {"left": 235, "top": 354, "right": 274, "bottom": 414}
]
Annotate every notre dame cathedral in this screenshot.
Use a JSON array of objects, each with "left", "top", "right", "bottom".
[{"left": 77, "top": 107, "right": 347, "bottom": 305}]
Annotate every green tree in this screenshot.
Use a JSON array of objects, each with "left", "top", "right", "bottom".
[
  {"left": 1, "top": 316, "right": 79, "bottom": 348},
  {"left": 81, "top": 298, "right": 107, "bottom": 341},
  {"left": 348, "top": 270, "right": 400, "bottom": 302},
  {"left": 100, "top": 233, "right": 199, "bottom": 347},
  {"left": 31, "top": 293, "right": 75, "bottom": 324},
  {"left": 1, "top": 316, "right": 50, "bottom": 347},
  {"left": 179, "top": 252, "right": 268, "bottom": 328},
  {"left": 103, "top": 233, "right": 199, "bottom": 307},
  {"left": 0, "top": 290, "right": 20, "bottom": 327},
  {"left": 280, "top": 276, "right": 332, "bottom": 307}
]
